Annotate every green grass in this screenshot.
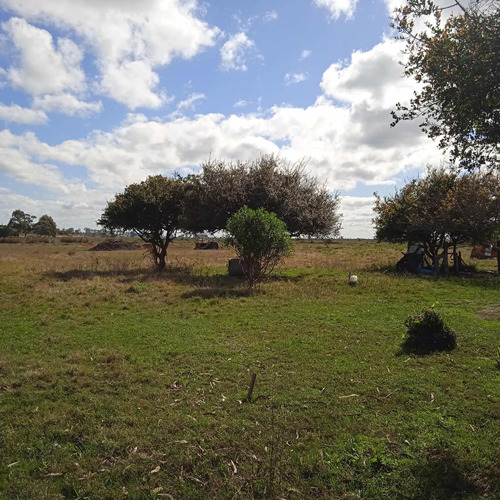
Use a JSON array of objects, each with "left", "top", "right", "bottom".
[{"left": 0, "top": 241, "right": 499, "bottom": 499}]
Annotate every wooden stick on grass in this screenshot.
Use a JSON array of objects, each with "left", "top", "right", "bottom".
[{"left": 247, "top": 373, "right": 257, "bottom": 402}]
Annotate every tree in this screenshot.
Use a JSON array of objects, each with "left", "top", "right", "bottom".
[
  {"left": 184, "top": 155, "right": 342, "bottom": 238},
  {"left": 33, "top": 215, "right": 57, "bottom": 236},
  {"left": 7, "top": 209, "right": 36, "bottom": 236},
  {"left": 225, "top": 207, "right": 293, "bottom": 287},
  {"left": 0, "top": 225, "right": 13, "bottom": 237},
  {"left": 98, "top": 175, "right": 186, "bottom": 271},
  {"left": 373, "top": 167, "right": 500, "bottom": 272},
  {"left": 391, "top": 0, "right": 500, "bottom": 170}
]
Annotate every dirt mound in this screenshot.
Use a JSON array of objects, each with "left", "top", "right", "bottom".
[{"left": 89, "top": 239, "right": 141, "bottom": 251}]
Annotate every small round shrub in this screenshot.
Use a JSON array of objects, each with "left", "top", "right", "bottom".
[
  {"left": 225, "top": 206, "right": 293, "bottom": 287},
  {"left": 403, "top": 309, "right": 457, "bottom": 354}
]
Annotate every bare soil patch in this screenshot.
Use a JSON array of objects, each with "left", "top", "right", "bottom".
[{"left": 476, "top": 306, "right": 500, "bottom": 321}]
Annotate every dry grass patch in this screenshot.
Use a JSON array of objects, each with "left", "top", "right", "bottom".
[{"left": 476, "top": 305, "right": 500, "bottom": 321}]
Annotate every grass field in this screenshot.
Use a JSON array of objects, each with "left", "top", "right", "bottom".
[{"left": 0, "top": 239, "right": 499, "bottom": 499}]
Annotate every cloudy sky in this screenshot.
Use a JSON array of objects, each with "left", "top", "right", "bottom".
[{"left": 0, "top": 0, "right": 451, "bottom": 237}]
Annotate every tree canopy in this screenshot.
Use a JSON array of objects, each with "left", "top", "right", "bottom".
[
  {"left": 373, "top": 168, "right": 500, "bottom": 270},
  {"left": 98, "top": 175, "right": 185, "bottom": 271},
  {"left": 7, "top": 210, "right": 37, "bottom": 236},
  {"left": 33, "top": 215, "right": 58, "bottom": 236},
  {"left": 391, "top": 0, "right": 500, "bottom": 170},
  {"left": 225, "top": 206, "right": 293, "bottom": 287},
  {"left": 183, "top": 155, "right": 342, "bottom": 238}
]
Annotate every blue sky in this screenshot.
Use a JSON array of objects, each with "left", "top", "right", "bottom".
[{"left": 0, "top": 0, "right": 448, "bottom": 237}]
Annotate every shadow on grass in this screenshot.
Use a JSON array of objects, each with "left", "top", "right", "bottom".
[
  {"left": 46, "top": 268, "right": 149, "bottom": 282},
  {"left": 180, "top": 274, "right": 305, "bottom": 299},
  {"left": 410, "top": 449, "right": 484, "bottom": 499},
  {"left": 47, "top": 266, "right": 305, "bottom": 299}
]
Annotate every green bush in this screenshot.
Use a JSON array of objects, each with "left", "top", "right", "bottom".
[
  {"left": 403, "top": 309, "right": 457, "bottom": 354},
  {"left": 225, "top": 206, "right": 293, "bottom": 287}
]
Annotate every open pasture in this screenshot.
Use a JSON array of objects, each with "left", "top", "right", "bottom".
[{"left": 0, "top": 239, "right": 499, "bottom": 499}]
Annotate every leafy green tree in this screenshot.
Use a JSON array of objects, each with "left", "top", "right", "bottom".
[
  {"left": 7, "top": 209, "right": 36, "bottom": 236},
  {"left": 0, "top": 225, "right": 13, "bottom": 237},
  {"left": 373, "top": 168, "right": 500, "bottom": 272},
  {"left": 98, "top": 175, "right": 186, "bottom": 271},
  {"left": 391, "top": 0, "right": 500, "bottom": 170},
  {"left": 225, "top": 206, "right": 293, "bottom": 287},
  {"left": 33, "top": 214, "right": 57, "bottom": 236},
  {"left": 184, "top": 155, "right": 342, "bottom": 237}
]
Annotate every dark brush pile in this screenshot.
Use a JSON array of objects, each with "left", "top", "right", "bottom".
[{"left": 88, "top": 239, "right": 141, "bottom": 251}]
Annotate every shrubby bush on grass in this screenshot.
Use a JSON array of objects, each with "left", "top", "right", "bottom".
[
  {"left": 225, "top": 206, "right": 293, "bottom": 287},
  {"left": 403, "top": 309, "right": 457, "bottom": 354}
]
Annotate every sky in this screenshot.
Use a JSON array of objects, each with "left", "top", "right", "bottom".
[{"left": 0, "top": 0, "right": 453, "bottom": 237}]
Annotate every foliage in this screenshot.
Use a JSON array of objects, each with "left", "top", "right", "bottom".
[
  {"left": 403, "top": 308, "right": 457, "bottom": 353},
  {"left": 32, "top": 214, "right": 57, "bottom": 237},
  {"left": 7, "top": 209, "right": 37, "bottom": 236},
  {"left": 373, "top": 167, "right": 500, "bottom": 271},
  {"left": 225, "top": 206, "right": 293, "bottom": 286},
  {"left": 184, "top": 155, "right": 342, "bottom": 238},
  {"left": 0, "top": 225, "right": 14, "bottom": 237},
  {"left": 98, "top": 175, "right": 185, "bottom": 271},
  {"left": 391, "top": 0, "right": 500, "bottom": 170}
]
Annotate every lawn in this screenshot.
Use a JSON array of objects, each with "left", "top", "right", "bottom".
[{"left": 0, "top": 239, "right": 499, "bottom": 499}]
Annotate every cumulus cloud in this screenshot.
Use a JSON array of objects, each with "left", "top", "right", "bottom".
[
  {"left": 0, "top": 37, "right": 443, "bottom": 235},
  {"left": 97, "top": 60, "right": 165, "bottom": 109},
  {"left": 220, "top": 32, "right": 255, "bottom": 71},
  {"left": 320, "top": 39, "right": 418, "bottom": 109},
  {"left": 0, "top": 102, "right": 47, "bottom": 124},
  {"left": 300, "top": 49, "right": 312, "bottom": 60},
  {"left": 0, "top": 0, "right": 219, "bottom": 109},
  {"left": 0, "top": 130, "right": 86, "bottom": 193},
  {"left": 33, "top": 94, "right": 102, "bottom": 116},
  {"left": 284, "top": 72, "right": 310, "bottom": 85},
  {"left": 313, "top": 0, "right": 358, "bottom": 20},
  {"left": 2, "top": 17, "right": 86, "bottom": 95},
  {"left": 340, "top": 196, "right": 376, "bottom": 238}
]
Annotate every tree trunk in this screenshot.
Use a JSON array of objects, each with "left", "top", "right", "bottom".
[
  {"left": 158, "top": 253, "right": 166, "bottom": 271},
  {"left": 157, "top": 247, "right": 167, "bottom": 272},
  {"left": 497, "top": 240, "right": 500, "bottom": 274},
  {"left": 442, "top": 242, "right": 449, "bottom": 276},
  {"left": 453, "top": 242, "right": 458, "bottom": 273}
]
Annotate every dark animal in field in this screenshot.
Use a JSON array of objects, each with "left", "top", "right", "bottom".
[{"left": 194, "top": 241, "right": 219, "bottom": 250}]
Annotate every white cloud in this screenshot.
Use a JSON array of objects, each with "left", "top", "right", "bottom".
[
  {"left": 176, "top": 92, "right": 206, "bottom": 112},
  {"left": 0, "top": 103, "right": 47, "bottom": 124},
  {"left": 0, "top": 0, "right": 220, "bottom": 109},
  {"left": 220, "top": 32, "right": 255, "bottom": 71},
  {"left": 97, "top": 60, "right": 165, "bottom": 109},
  {"left": 284, "top": 72, "right": 310, "bottom": 85},
  {"left": 233, "top": 100, "right": 250, "bottom": 108},
  {"left": 33, "top": 94, "right": 102, "bottom": 116},
  {"left": 0, "top": 130, "right": 86, "bottom": 193},
  {"left": 313, "top": 0, "right": 358, "bottom": 20},
  {"left": 340, "top": 196, "right": 376, "bottom": 238},
  {"left": 300, "top": 49, "right": 312, "bottom": 60},
  {"left": 2, "top": 17, "right": 86, "bottom": 95},
  {"left": 0, "top": 38, "right": 444, "bottom": 235},
  {"left": 263, "top": 10, "right": 278, "bottom": 22},
  {"left": 320, "top": 39, "right": 418, "bottom": 109}
]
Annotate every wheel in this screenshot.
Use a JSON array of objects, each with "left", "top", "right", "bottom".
[{"left": 396, "top": 257, "right": 407, "bottom": 272}]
